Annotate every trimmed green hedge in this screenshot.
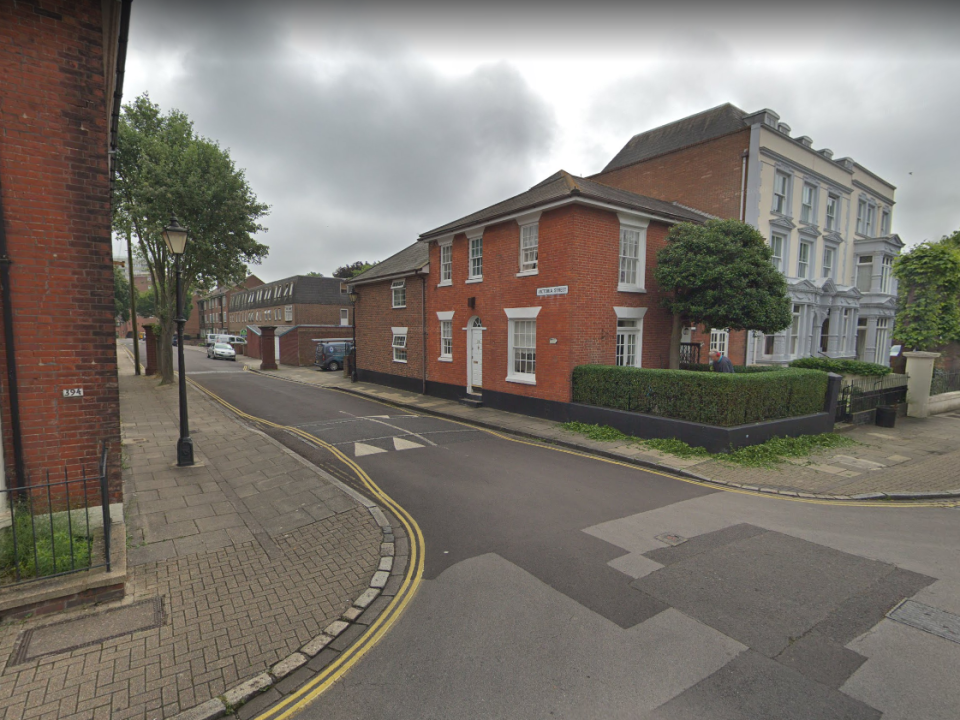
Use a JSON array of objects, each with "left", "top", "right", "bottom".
[
  {"left": 572, "top": 365, "right": 829, "bottom": 427},
  {"left": 680, "top": 363, "right": 782, "bottom": 374},
  {"left": 788, "top": 357, "right": 891, "bottom": 376}
]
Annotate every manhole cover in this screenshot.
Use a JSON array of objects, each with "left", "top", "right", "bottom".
[
  {"left": 9, "top": 597, "right": 163, "bottom": 665},
  {"left": 655, "top": 533, "right": 688, "bottom": 546}
]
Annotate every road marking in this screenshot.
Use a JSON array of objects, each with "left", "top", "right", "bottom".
[
  {"left": 393, "top": 437, "right": 423, "bottom": 451},
  {"left": 354, "top": 442, "right": 387, "bottom": 457}
]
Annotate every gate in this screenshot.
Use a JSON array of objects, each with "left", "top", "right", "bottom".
[{"left": 836, "top": 374, "right": 909, "bottom": 423}]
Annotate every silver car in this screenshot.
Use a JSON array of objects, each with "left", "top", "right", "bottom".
[{"left": 207, "top": 342, "right": 236, "bottom": 361}]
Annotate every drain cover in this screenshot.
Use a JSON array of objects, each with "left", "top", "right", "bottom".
[
  {"left": 655, "top": 533, "right": 688, "bottom": 547},
  {"left": 9, "top": 597, "right": 163, "bottom": 665},
  {"left": 888, "top": 599, "right": 960, "bottom": 644}
]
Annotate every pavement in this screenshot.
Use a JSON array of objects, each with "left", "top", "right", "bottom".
[
  {"left": 0, "top": 349, "right": 405, "bottom": 720},
  {"left": 232, "top": 351, "right": 960, "bottom": 500}
]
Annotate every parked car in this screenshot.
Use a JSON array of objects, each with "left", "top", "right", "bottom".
[
  {"left": 314, "top": 340, "right": 353, "bottom": 371},
  {"left": 207, "top": 342, "right": 236, "bottom": 361}
]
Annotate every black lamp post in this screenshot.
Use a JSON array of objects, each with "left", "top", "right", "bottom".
[
  {"left": 163, "top": 215, "right": 194, "bottom": 467},
  {"left": 348, "top": 288, "right": 359, "bottom": 381}
]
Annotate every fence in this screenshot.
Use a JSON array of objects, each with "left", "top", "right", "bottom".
[
  {"left": 931, "top": 370, "right": 960, "bottom": 396},
  {"left": 836, "top": 374, "right": 909, "bottom": 422},
  {"left": 0, "top": 448, "right": 111, "bottom": 585}
]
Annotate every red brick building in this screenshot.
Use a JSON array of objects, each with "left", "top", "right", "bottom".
[
  {"left": 352, "top": 172, "right": 707, "bottom": 415},
  {"left": 195, "top": 274, "right": 263, "bottom": 340},
  {"left": 0, "top": 0, "right": 130, "bottom": 494}
]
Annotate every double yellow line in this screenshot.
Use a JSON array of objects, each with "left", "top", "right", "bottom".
[{"left": 182, "top": 378, "right": 425, "bottom": 720}]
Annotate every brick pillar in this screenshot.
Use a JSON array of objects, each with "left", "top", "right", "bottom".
[
  {"left": 260, "top": 326, "right": 278, "bottom": 370},
  {"left": 144, "top": 325, "right": 158, "bottom": 376}
]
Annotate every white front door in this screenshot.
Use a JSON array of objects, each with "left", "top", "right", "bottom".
[{"left": 468, "top": 317, "right": 483, "bottom": 392}]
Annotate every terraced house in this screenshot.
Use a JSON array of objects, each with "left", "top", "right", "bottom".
[{"left": 593, "top": 103, "right": 902, "bottom": 367}]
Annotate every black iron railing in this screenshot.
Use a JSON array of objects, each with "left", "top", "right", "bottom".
[
  {"left": 931, "top": 370, "right": 960, "bottom": 396},
  {"left": 0, "top": 448, "right": 111, "bottom": 585},
  {"left": 836, "top": 374, "right": 909, "bottom": 422},
  {"left": 679, "top": 342, "right": 701, "bottom": 365}
]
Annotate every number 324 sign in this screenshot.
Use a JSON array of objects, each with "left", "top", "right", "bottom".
[{"left": 62, "top": 388, "right": 84, "bottom": 398}]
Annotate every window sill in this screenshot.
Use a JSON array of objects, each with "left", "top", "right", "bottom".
[
  {"left": 516, "top": 269, "right": 539, "bottom": 278},
  {"left": 392, "top": 305, "right": 407, "bottom": 310},
  {"left": 438, "top": 356, "right": 453, "bottom": 363},
  {"left": 506, "top": 374, "right": 536, "bottom": 385},
  {"left": 617, "top": 284, "right": 646, "bottom": 293},
  {"left": 437, "top": 280, "right": 452, "bottom": 288},
  {"left": 465, "top": 277, "right": 483, "bottom": 284},
  {"left": 393, "top": 359, "right": 408, "bottom": 364}
]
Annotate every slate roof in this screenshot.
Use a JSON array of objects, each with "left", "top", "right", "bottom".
[
  {"left": 419, "top": 171, "right": 708, "bottom": 240},
  {"left": 231, "top": 276, "right": 351, "bottom": 310},
  {"left": 350, "top": 242, "right": 429, "bottom": 285},
  {"left": 601, "top": 103, "right": 749, "bottom": 173}
]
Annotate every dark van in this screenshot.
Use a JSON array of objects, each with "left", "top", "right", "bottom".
[{"left": 314, "top": 340, "right": 353, "bottom": 371}]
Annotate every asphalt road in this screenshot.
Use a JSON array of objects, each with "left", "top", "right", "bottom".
[{"left": 166, "top": 343, "right": 960, "bottom": 720}]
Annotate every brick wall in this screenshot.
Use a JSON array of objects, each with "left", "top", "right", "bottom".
[
  {"left": 245, "top": 328, "right": 262, "bottom": 359},
  {"left": 295, "top": 303, "right": 352, "bottom": 327},
  {"left": 0, "top": 0, "right": 121, "bottom": 495},
  {"left": 276, "top": 326, "right": 353, "bottom": 366},
  {"left": 424, "top": 204, "right": 678, "bottom": 403},
  {"left": 355, "top": 276, "right": 425, "bottom": 383},
  {"left": 592, "top": 129, "right": 751, "bottom": 220}
]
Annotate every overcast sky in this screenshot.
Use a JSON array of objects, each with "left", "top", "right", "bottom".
[{"left": 117, "top": 0, "right": 960, "bottom": 282}]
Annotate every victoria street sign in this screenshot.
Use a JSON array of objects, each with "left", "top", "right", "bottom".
[{"left": 537, "top": 285, "right": 568, "bottom": 297}]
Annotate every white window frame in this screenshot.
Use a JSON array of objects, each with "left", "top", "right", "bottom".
[
  {"left": 875, "top": 318, "right": 890, "bottom": 363},
  {"left": 800, "top": 183, "right": 817, "bottom": 224},
  {"left": 856, "top": 256, "right": 873, "bottom": 293},
  {"left": 710, "top": 328, "right": 729, "bottom": 356},
  {"left": 773, "top": 171, "right": 791, "bottom": 215},
  {"left": 467, "top": 230, "right": 483, "bottom": 282},
  {"left": 504, "top": 306, "right": 541, "bottom": 385},
  {"left": 822, "top": 246, "right": 835, "bottom": 279},
  {"left": 617, "top": 214, "right": 649, "bottom": 293},
  {"left": 798, "top": 241, "right": 813, "bottom": 279},
  {"left": 770, "top": 232, "right": 785, "bottom": 272},
  {"left": 285, "top": 305, "right": 293, "bottom": 322},
  {"left": 880, "top": 256, "right": 894, "bottom": 294},
  {"left": 438, "top": 240, "right": 453, "bottom": 287},
  {"left": 518, "top": 222, "right": 539, "bottom": 276},
  {"left": 391, "top": 327, "right": 408, "bottom": 364},
  {"left": 856, "top": 199, "right": 867, "bottom": 234},
  {"left": 391, "top": 278, "right": 406, "bottom": 308},
  {"left": 614, "top": 307, "right": 646, "bottom": 368},
  {"left": 840, "top": 308, "right": 851, "bottom": 354},
  {"left": 880, "top": 208, "right": 890, "bottom": 235},
  {"left": 790, "top": 304, "right": 802, "bottom": 357},
  {"left": 437, "top": 311, "right": 454, "bottom": 361},
  {"left": 825, "top": 194, "right": 839, "bottom": 231},
  {"left": 340, "top": 308, "right": 350, "bottom": 326},
  {"left": 866, "top": 204, "right": 876, "bottom": 237}
]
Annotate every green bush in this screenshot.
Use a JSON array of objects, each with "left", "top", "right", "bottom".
[
  {"left": 0, "top": 505, "right": 92, "bottom": 583},
  {"left": 788, "top": 357, "right": 891, "bottom": 376},
  {"left": 571, "top": 365, "right": 829, "bottom": 427},
  {"left": 680, "top": 363, "right": 782, "bottom": 373}
]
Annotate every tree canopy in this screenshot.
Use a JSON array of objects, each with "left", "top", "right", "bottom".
[
  {"left": 333, "top": 261, "right": 376, "bottom": 279},
  {"left": 113, "top": 95, "right": 270, "bottom": 382},
  {"left": 114, "top": 266, "right": 131, "bottom": 323},
  {"left": 893, "top": 231, "right": 960, "bottom": 351},
  {"left": 654, "top": 219, "right": 792, "bottom": 368}
]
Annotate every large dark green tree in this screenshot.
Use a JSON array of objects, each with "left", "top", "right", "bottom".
[
  {"left": 893, "top": 232, "right": 960, "bottom": 350},
  {"left": 333, "top": 261, "right": 376, "bottom": 279},
  {"left": 113, "top": 95, "right": 270, "bottom": 383},
  {"left": 654, "top": 219, "right": 792, "bottom": 369}
]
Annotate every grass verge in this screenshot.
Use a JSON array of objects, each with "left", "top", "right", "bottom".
[
  {"left": 0, "top": 506, "right": 93, "bottom": 583},
  {"left": 560, "top": 422, "right": 856, "bottom": 468}
]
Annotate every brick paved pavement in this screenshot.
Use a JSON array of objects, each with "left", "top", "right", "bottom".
[
  {"left": 237, "top": 352, "right": 960, "bottom": 499},
  {"left": 0, "top": 351, "right": 381, "bottom": 719}
]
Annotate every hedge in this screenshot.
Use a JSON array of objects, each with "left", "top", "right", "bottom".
[
  {"left": 572, "top": 365, "right": 829, "bottom": 427},
  {"left": 788, "top": 357, "right": 891, "bottom": 376},
  {"left": 680, "top": 363, "right": 782, "bottom": 373}
]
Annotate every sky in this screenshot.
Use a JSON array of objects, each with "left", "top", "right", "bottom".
[{"left": 117, "top": 0, "right": 960, "bottom": 283}]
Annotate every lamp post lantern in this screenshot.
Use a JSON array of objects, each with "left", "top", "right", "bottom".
[
  {"left": 348, "top": 288, "right": 359, "bottom": 382},
  {"left": 162, "top": 215, "right": 194, "bottom": 466}
]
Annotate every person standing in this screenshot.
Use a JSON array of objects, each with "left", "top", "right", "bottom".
[{"left": 709, "top": 350, "right": 734, "bottom": 373}]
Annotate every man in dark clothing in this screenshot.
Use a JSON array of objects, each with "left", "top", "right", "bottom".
[{"left": 709, "top": 350, "right": 735, "bottom": 373}]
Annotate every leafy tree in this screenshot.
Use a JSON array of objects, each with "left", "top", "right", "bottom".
[
  {"left": 893, "top": 234, "right": 960, "bottom": 350},
  {"left": 113, "top": 95, "right": 270, "bottom": 383},
  {"left": 305, "top": 271, "right": 325, "bottom": 277},
  {"left": 136, "top": 287, "right": 158, "bottom": 318},
  {"left": 333, "top": 261, "right": 376, "bottom": 279},
  {"left": 114, "top": 266, "right": 131, "bottom": 322},
  {"left": 654, "top": 219, "right": 792, "bottom": 369}
]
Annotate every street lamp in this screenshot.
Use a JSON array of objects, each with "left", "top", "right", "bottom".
[
  {"left": 348, "top": 288, "right": 359, "bottom": 382},
  {"left": 162, "top": 215, "right": 194, "bottom": 466}
]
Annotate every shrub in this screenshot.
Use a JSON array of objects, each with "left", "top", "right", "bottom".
[
  {"left": 680, "top": 363, "right": 782, "bottom": 373},
  {"left": 788, "top": 357, "right": 891, "bottom": 376},
  {"left": 571, "top": 365, "right": 829, "bottom": 427}
]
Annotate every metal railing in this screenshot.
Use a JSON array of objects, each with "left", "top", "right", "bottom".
[
  {"left": 0, "top": 448, "right": 111, "bottom": 585},
  {"left": 931, "top": 370, "right": 960, "bottom": 396},
  {"left": 836, "top": 374, "right": 909, "bottom": 422},
  {"left": 679, "top": 342, "right": 701, "bottom": 365}
]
